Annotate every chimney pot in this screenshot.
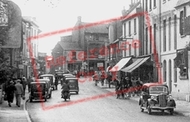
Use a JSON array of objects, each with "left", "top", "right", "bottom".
[{"left": 78, "top": 16, "right": 81, "bottom": 22}]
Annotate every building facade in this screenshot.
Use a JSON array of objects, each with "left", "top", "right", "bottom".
[{"left": 22, "top": 16, "right": 41, "bottom": 78}]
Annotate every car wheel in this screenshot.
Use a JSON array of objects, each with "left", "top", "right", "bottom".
[
  {"left": 161, "top": 110, "right": 164, "bottom": 115},
  {"left": 64, "top": 98, "right": 66, "bottom": 101},
  {"left": 49, "top": 93, "right": 52, "bottom": 98},
  {"left": 141, "top": 108, "right": 144, "bottom": 112},
  {"left": 147, "top": 106, "right": 151, "bottom": 115},
  {"left": 30, "top": 98, "right": 33, "bottom": 102},
  {"left": 44, "top": 97, "right": 47, "bottom": 102},
  {"left": 170, "top": 109, "right": 174, "bottom": 115},
  {"left": 76, "top": 92, "right": 78, "bottom": 94}
]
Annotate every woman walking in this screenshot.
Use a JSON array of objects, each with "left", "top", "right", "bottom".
[{"left": 6, "top": 80, "right": 16, "bottom": 107}]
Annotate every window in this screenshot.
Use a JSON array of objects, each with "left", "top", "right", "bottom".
[
  {"left": 174, "top": 15, "right": 177, "bottom": 49},
  {"left": 163, "top": 60, "right": 167, "bottom": 82},
  {"left": 134, "top": 19, "right": 136, "bottom": 34},
  {"left": 153, "top": 24, "right": 156, "bottom": 46},
  {"left": 149, "top": 26, "right": 152, "bottom": 54},
  {"left": 168, "top": 17, "right": 171, "bottom": 51},
  {"left": 146, "top": 27, "right": 148, "bottom": 54},
  {"left": 145, "top": 0, "right": 148, "bottom": 11},
  {"left": 129, "top": 44, "right": 131, "bottom": 56},
  {"left": 149, "top": 0, "right": 152, "bottom": 10},
  {"left": 163, "top": 20, "right": 166, "bottom": 52},
  {"left": 154, "top": 0, "right": 156, "bottom": 7},
  {"left": 174, "top": 67, "right": 177, "bottom": 83},
  {"left": 129, "top": 21, "right": 131, "bottom": 36},
  {"left": 123, "top": 23, "right": 126, "bottom": 38},
  {"left": 180, "top": 10, "right": 184, "bottom": 35},
  {"left": 134, "top": 43, "right": 137, "bottom": 56}
]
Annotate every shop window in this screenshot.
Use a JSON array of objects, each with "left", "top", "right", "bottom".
[{"left": 174, "top": 50, "right": 188, "bottom": 80}]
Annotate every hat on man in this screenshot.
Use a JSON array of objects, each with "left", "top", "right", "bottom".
[{"left": 16, "top": 79, "right": 21, "bottom": 83}]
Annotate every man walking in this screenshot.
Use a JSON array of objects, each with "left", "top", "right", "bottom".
[{"left": 15, "top": 79, "right": 24, "bottom": 107}]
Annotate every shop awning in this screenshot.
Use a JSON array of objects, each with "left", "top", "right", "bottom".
[
  {"left": 121, "top": 57, "right": 150, "bottom": 73},
  {"left": 109, "top": 57, "right": 131, "bottom": 72}
]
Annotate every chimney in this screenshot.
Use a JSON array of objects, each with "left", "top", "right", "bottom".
[{"left": 78, "top": 16, "right": 81, "bottom": 22}]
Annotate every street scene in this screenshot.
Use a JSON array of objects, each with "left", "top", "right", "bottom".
[{"left": 1, "top": 0, "right": 190, "bottom": 122}]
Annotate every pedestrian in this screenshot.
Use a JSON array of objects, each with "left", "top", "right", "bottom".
[
  {"left": 6, "top": 80, "right": 16, "bottom": 107},
  {"left": 15, "top": 79, "right": 24, "bottom": 107},
  {"left": 114, "top": 76, "right": 122, "bottom": 99},
  {"left": 55, "top": 74, "right": 58, "bottom": 90},
  {"left": 22, "top": 76, "right": 27, "bottom": 96},
  {"left": 27, "top": 76, "right": 33, "bottom": 92}
]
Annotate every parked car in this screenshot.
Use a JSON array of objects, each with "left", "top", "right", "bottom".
[
  {"left": 65, "top": 77, "right": 79, "bottom": 94},
  {"left": 138, "top": 83, "right": 176, "bottom": 115},
  {"left": 29, "top": 80, "right": 49, "bottom": 102},
  {"left": 39, "top": 74, "right": 56, "bottom": 90}
]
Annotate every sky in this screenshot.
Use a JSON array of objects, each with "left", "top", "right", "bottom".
[{"left": 14, "top": 0, "right": 130, "bottom": 55}]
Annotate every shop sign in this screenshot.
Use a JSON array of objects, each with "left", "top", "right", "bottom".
[
  {"left": 18, "top": 64, "right": 24, "bottom": 69},
  {"left": 97, "top": 63, "right": 103, "bottom": 67}
]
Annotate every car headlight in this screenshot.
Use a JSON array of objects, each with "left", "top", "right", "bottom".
[
  {"left": 168, "top": 95, "right": 173, "bottom": 100},
  {"left": 151, "top": 95, "right": 156, "bottom": 100}
]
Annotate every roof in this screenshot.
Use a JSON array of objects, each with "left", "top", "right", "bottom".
[
  {"left": 40, "top": 74, "right": 54, "bottom": 77},
  {"left": 122, "top": 1, "right": 141, "bottom": 17},
  {"left": 84, "top": 23, "right": 109, "bottom": 34},
  {"left": 143, "top": 83, "right": 168, "bottom": 87},
  {"left": 65, "top": 77, "right": 78, "bottom": 80},
  {"left": 58, "top": 40, "right": 83, "bottom": 50},
  {"left": 175, "top": 0, "right": 190, "bottom": 8},
  {"left": 22, "top": 16, "right": 39, "bottom": 28}
]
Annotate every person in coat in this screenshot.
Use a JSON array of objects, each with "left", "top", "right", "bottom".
[
  {"left": 6, "top": 80, "right": 16, "bottom": 107},
  {"left": 15, "top": 79, "right": 24, "bottom": 107}
]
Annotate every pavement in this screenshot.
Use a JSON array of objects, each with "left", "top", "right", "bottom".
[
  {"left": 96, "top": 81, "right": 190, "bottom": 117},
  {"left": 0, "top": 87, "right": 32, "bottom": 122}
]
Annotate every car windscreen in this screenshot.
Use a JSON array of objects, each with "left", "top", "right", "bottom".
[
  {"left": 31, "top": 84, "right": 45, "bottom": 92},
  {"left": 67, "top": 79, "right": 77, "bottom": 84},
  {"left": 149, "top": 86, "right": 168, "bottom": 94}
]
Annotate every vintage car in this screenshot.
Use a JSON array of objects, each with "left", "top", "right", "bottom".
[
  {"left": 39, "top": 74, "right": 56, "bottom": 90},
  {"left": 138, "top": 83, "right": 176, "bottom": 115},
  {"left": 65, "top": 77, "right": 79, "bottom": 94},
  {"left": 61, "top": 74, "right": 75, "bottom": 85},
  {"left": 29, "top": 80, "right": 49, "bottom": 102}
]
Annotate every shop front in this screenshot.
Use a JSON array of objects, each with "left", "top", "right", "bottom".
[
  {"left": 121, "top": 56, "right": 154, "bottom": 83},
  {"left": 109, "top": 57, "right": 132, "bottom": 80}
]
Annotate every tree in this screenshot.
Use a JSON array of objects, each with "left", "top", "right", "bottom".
[{"left": 0, "top": 48, "right": 17, "bottom": 85}]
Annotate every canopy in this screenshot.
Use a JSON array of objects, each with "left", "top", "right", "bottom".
[
  {"left": 121, "top": 57, "right": 150, "bottom": 73},
  {"left": 109, "top": 57, "right": 131, "bottom": 72}
]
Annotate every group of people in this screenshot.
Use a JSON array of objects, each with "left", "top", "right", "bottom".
[
  {"left": 2, "top": 77, "right": 28, "bottom": 107},
  {"left": 113, "top": 76, "right": 143, "bottom": 99}
]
